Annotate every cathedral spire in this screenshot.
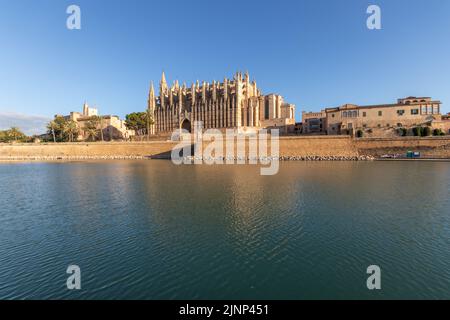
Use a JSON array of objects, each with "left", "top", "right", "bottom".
[
  {"left": 161, "top": 71, "right": 167, "bottom": 86},
  {"left": 148, "top": 81, "right": 156, "bottom": 111},
  {"left": 160, "top": 72, "right": 167, "bottom": 108},
  {"left": 149, "top": 81, "right": 155, "bottom": 97},
  {"left": 212, "top": 80, "right": 217, "bottom": 101},
  {"left": 224, "top": 78, "right": 228, "bottom": 100}
]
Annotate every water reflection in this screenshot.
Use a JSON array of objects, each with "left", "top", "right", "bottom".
[{"left": 0, "top": 161, "right": 449, "bottom": 299}]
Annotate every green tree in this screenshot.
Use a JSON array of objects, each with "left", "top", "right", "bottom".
[
  {"left": 65, "top": 120, "right": 79, "bottom": 142},
  {"left": 88, "top": 116, "right": 104, "bottom": 141},
  {"left": 47, "top": 117, "right": 80, "bottom": 142},
  {"left": 84, "top": 118, "right": 99, "bottom": 141},
  {"left": 47, "top": 116, "right": 67, "bottom": 142},
  {"left": 125, "top": 112, "right": 149, "bottom": 136},
  {"left": 0, "top": 127, "right": 27, "bottom": 142},
  {"left": 8, "top": 127, "right": 25, "bottom": 141}
]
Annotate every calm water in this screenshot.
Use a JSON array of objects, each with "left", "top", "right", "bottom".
[{"left": 0, "top": 161, "right": 449, "bottom": 299}]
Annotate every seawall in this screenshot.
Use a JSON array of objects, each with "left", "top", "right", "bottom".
[
  {"left": 1, "top": 136, "right": 449, "bottom": 160},
  {"left": 355, "top": 137, "right": 450, "bottom": 158}
]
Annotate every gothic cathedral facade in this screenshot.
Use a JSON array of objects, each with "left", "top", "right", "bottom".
[{"left": 147, "top": 71, "right": 295, "bottom": 135}]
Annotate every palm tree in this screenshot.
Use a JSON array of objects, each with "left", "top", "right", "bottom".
[
  {"left": 88, "top": 116, "right": 104, "bottom": 141},
  {"left": 64, "top": 120, "right": 79, "bottom": 142},
  {"left": 48, "top": 121, "right": 57, "bottom": 142},
  {"left": 84, "top": 119, "right": 98, "bottom": 141},
  {"left": 99, "top": 116, "right": 104, "bottom": 141}
]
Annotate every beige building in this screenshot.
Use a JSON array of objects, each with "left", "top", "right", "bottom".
[
  {"left": 431, "top": 112, "right": 450, "bottom": 135},
  {"left": 58, "top": 103, "right": 134, "bottom": 141},
  {"left": 302, "top": 110, "right": 327, "bottom": 134},
  {"left": 147, "top": 71, "right": 296, "bottom": 135},
  {"left": 303, "top": 97, "right": 445, "bottom": 136}
]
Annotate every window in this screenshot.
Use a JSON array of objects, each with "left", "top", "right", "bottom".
[
  {"left": 332, "top": 114, "right": 335, "bottom": 118},
  {"left": 264, "top": 100, "right": 269, "bottom": 120},
  {"left": 352, "top": 111, "right": 357, "bottom": 117},
  {"left": 421, "top": 106, "right": 427, "bottom": 114},
  {"left": 343, "top": 111, "right": 348, "bottom": 117},
  {"left": 427, "top": 106, "right": 432, "bottom": 114},
  {"left": 377, "top": 124, "right": 381, "bottom": 128},
  {"left": 433, "top": 106, "right": 439, "bottom": 114},
  {"left": 411, "top": 109, "right": 419, "bottom": 115},
  {"left": 363, "top": 112, "right": 367, "bottom": 117},
  {"left": 397, "top": 110, "right": 405, "bottom": 116},
  {"left": 378, "top": 111, "right": 382, "bottom": 116}
]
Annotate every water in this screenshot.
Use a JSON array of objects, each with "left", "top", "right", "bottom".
[{"left": 0, "top": 160, "right": 449, "bottom": 299}]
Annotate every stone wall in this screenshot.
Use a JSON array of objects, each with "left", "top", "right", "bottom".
[
  {"left": 1, "top": 136, "right": 449, "bottom": 160},
  {"left": 355, "top": 137, "right": 450, "bottom": 158},
  {"left": 0, "top": 136, "right": 357, "bottom": 159},
  {"left": 0, "top": 141, "right": 177, "bottom": 159}
]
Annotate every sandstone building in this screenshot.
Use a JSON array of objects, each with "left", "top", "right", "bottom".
[
  {"left": 147, "top": 71, "right": 296, "bottom": 135},
  {"left": 302, "top": 110, "right": 327, "bottom": 134},
  {"left": 57, "top": 103, "right": 134, "bottom": 140},
  {"left": 303, "top": 97, "right": 448, "bottom": 136}
]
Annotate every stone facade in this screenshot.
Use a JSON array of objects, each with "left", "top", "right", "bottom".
[
  {"left": 303, "top": 97, "right": 445, "bottom": 136},
  {"left": 58, "top": 103, "right": 134, "bottom": 140},
  {"left": 302, "top": 111, "right": 327, "bottom": 134},
  {"left": 147, "top": 71, "right": 296, "bottom": 135}
]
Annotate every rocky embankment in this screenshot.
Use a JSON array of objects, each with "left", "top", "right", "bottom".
[
  {"left": 279, "top": 155, "right": 375, "bottom": 161},
  {"left": 0, "top": 155, "right": 376, "bottom": 161},
  {"left": 0, "top": 156, "right": 148, "bottom": 161}
]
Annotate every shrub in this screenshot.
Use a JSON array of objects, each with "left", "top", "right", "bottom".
[
  {"left": 433, "top": 128, "right": 445, "bottom": 136},
  {"left": 398, "top": 128, "right": 407, "bottom": 136},
  {"left": 356, "top": 129, "right": 363, "bottom": 138},
  {"left": 422, "top": 126, "right": 431, "bottom": 137}
]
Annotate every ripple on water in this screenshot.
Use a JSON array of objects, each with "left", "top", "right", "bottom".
[{"left": 0, "top": 161, "right": 449, "bottom": 299}]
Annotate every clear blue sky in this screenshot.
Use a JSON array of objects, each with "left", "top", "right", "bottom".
[{"left": 1, "top": 0, "right": 449, "bottom": 130}]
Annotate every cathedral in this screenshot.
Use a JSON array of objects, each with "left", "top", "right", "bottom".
[{"left": 147, "top": 71, "right": 296, "bottom": 135}]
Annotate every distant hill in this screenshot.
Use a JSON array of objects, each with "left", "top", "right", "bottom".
[{"left": 0, "top": 112, "right": 51, "bottom": 136}]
